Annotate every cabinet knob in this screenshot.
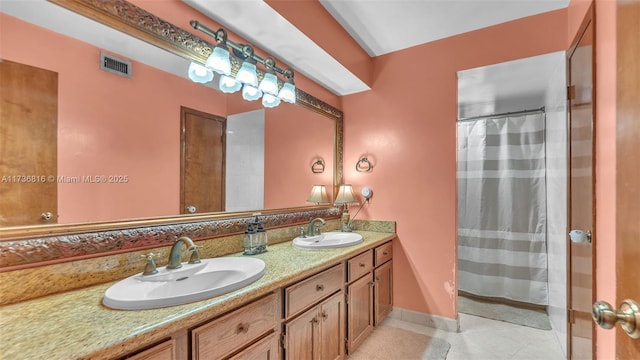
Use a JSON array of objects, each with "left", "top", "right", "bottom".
[
  {"left": 236, "top": 323, "right": 250, "bottom": 334},
  {"left": 316, "top": 284, "right": 324, "bottom": 291},
  {"left": 383, "top": 251, "right": 389, "bottom": 256},
  {"left": 359, "top": 262, "right": 366, "bottom": 267},
  {"left": 311, "top": 317, "right": 319, "bottom": 324},
  {"left": 321, "top": 311, "right": 328, "bottom": 320},
  {"left": 41, "top": 212, "right": 53, "bottom": 222}
]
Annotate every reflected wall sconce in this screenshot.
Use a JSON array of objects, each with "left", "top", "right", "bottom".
[
  {"left": 311, "top": 159, "right": 325, "bottom": 174},
  {"left": 334, "top": 184, "right": 359, "bottom": 232},
  {"left": 187, "top": 21, "right": 296, "bottom": 108},
  {"left": 356, "top": 156, "right": 373, "bottom": 172},
  {"left": 306, "top": 185, "right": 330, "bottom": 205}
]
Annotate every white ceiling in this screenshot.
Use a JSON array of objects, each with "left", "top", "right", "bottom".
[
  {"left": 319, "top": 0, "right": 569, "bottom": 57},
  {"left": 183, "top": 0, "right": 569, "bottom": 95},
  {"left": 2, "top": 0, "right": 569, "bottom": 96}
]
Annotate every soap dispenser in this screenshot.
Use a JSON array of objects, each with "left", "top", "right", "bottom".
[
  {"left": 243, "top": 223, "right": 257, "bottom": 255},
  {"left": 255, "top": 216, "right": 268, "bottom": 253}
]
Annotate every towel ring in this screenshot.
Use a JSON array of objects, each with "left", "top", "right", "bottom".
[
  {"left": 356, "top": 157, "right": 373, "bottom": 172},
  {"left": 311, "top": 159, "right": 325, "bottom": 173}
]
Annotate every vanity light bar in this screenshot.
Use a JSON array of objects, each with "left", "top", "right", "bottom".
[{"left": 190, "top": 21, "right": 294, "bottom": 81}]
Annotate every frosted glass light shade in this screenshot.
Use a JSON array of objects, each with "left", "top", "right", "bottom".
[
  {"left": 242, "top": 84, "right": 262, "bottom": 101},
  {"left": 258, "top": 72, "right": 278, "bottom": 96},
  {"left": 205, "top": 45, "right": 231, "bottom": 75},
  {"left": 262, "top": 93, "right": 281, "bottom": 108},
  {"left": 307, "top": 185, "right": 329, "bottom": 204},
  {"left": 187, "top": 62, "right": 213, "bottom": 83},
  {"left": 236, "top": 61, "right": 258, "bottom": 86},
  {"left": 278, "top": 81, "right": 296, "bottom": 103},
  {"left": 219, "top": 75, "right": 241, "bottom": 93},
  {"left": 334, "top": 184, "right": 358, "bottom": 205}
]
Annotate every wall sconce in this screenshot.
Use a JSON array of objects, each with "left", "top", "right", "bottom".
[
  {"left": 356, "top": 156, "right": 373, "bottom": 172},
  {"left": 306, "top": 185, "right": 330, "bottom": 205},
  {"left": 334, "top": 184, "right": 359, "bottom": 232},
  {"left": 311, "top": 159, "right": 325, "bottom": 174},
  {"left": 187, "top": 21, "right": 296, "bottom": 108}
]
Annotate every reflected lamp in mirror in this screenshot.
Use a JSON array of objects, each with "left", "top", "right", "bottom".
[
  {"left": 306, "top": 185, "right": 330, "bottom": 205},
  {"left": 334, "top": 184, "right": 359, "bottom": 232}
]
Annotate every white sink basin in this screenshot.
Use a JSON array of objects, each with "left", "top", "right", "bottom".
[
  {"left": 103, "top": 257, "right": 266, "bottom": 310},
  {"left": 292, "top": 231, "right": 363, "bottom": 249}
]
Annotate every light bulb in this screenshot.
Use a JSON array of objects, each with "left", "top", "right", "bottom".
[
  {"left": 278, "top": 81, "right": 296, "bottom": 103},
  {"left": 236, "top": 61, "right": 258, "bottom": 86},
  {"left": 219, "top": 75, "right": 241, "bottom": 93},
  {"left": 262, "top": 93, "right": 281, "bottom": 108},
  {"left": 242, "top": 84, "right": 262, "bottom": 101},
  {"left": 258, "top": 72, "right": 278, "bottom": 96},
  {"left": 205, "top": 45, "right": 231, "bottom": 75},
  {"left": 187, "top": 62, "right": 213, "bottom": 83}
]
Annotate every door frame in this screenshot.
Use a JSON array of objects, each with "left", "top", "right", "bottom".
[{"left": 566, "top": 3, "right": 597, "bottom": 358}]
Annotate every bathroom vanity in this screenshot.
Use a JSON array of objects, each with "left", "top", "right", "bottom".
[{"left": 0, "top": 231, "right": 395, "bottom": 359}]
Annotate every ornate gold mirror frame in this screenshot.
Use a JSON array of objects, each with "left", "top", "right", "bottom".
[{"left": 0, "top": 0, "right": 343, "bottom": 270}]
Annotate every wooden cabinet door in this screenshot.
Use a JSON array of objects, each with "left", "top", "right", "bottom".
[
  {"left": 319, "top": 292, "right": 345, "bottom": 360},
  {"left": 346, "top": 274, "right": 373, "bottom": 354},
  {"left": 284, "top": 305, "right": 317, "bottom": 360},
  {"left": 374, "top": 260, "right": 393, "bottom": 325}
]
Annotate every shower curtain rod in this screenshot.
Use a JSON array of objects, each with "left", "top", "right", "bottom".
[{"left": 457, "top": 106, "right": 546, "bottom": 122}]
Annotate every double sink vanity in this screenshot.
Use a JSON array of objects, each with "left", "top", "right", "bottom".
[{"left": 0, "top": 227, "right": 395, "bottom": 359}]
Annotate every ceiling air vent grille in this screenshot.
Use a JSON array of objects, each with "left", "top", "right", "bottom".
[{"left": 100, "top": 52, "right": 132, "bottom": 78}]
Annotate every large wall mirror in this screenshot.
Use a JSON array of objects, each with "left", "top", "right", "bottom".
[{"left": 0, "top": 0, "right": 343, "bottom": 239}]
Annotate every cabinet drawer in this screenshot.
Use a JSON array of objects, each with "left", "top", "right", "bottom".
[
  {"left": 192, "top": 293, "right": 278, "bottom": 360},
  {"left": 227, "top": 332, "right": 279, "bottom": 360},
  {"left": 374, "top": 242, "right": 393, "bottom": 266},
  {"left": 348, "top": 249, "right": 373, "bottom": 282},
  {"left": 125, "top": 339, "right": 174, "bottom": 360},
  {"left": 284, "top": 264, "right": 344, "bottom": 318}
]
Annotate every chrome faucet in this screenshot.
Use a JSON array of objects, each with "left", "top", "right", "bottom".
[
  {"left": 167, "top": 236, "right": 201, "bottom": 269},
  {"left": 307, "top": 218, "right": 326, "bottom": 237}
]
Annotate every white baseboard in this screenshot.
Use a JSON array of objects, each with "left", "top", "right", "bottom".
[{"left": 388, "top": 306, "right": 460, "bottom": 333}]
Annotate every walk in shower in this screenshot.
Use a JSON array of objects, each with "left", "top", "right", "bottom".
[
  {"left": 456, "top": 52, "right": 568, "bottom": 354},
  {"left": 457, "top": 108, "right": 548, "bottom": 305}
]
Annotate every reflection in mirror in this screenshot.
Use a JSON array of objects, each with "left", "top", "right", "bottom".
[{"left": 0, "top": 2, "right": 337, "bottom": 229}]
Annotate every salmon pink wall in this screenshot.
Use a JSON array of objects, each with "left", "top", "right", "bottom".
[
  {"left": 342, "top": 9, "right": 567, "bottom": 318},
  {"left": 1, "top": 15, "right": 226, "bottom": 223},
  {"left": 264, "top": 104, "right": 335, "bottom": 209}
]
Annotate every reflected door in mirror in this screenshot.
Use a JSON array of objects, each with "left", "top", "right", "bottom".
[
  {"left": 0, "top": 60, "right": 57, "bottom": 226},
  {"left": 180, "top": 107, "right": 225, "bottom": 214}
]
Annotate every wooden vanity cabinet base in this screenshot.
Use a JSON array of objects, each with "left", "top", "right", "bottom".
[{"left": 192, "top": 293, "right": 279, "bottom": 360}]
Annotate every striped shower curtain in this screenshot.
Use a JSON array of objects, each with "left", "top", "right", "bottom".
[{"left": 457, "top": 112, "right": 548, "bottom": 305}]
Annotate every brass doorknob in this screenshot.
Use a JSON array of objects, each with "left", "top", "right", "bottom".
[
  {"left": 592, "top": 299, "right": 640, "bottom": 339},
  {"left": 41, "top": 212, "right": 53, "bottom": 222}
]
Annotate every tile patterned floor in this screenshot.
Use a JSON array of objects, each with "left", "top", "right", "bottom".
[{"left": 383, "top": 313, "right": 566, "bottom": 360}]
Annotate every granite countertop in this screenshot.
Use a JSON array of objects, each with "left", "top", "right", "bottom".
[{"left": 0, "top": 231, "right": 395, "bottom": 360}]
